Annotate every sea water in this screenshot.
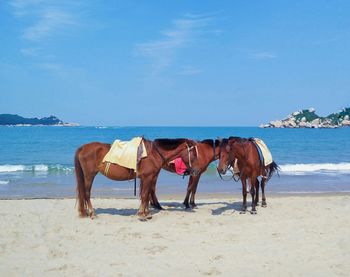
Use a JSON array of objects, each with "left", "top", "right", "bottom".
[{"left": 0, "top": 126, "right": 349, "bottom": 198}]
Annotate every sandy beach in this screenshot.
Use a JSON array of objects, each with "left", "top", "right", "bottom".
[{"left": 0, "top": 194, "right": 349, "bottom": 276}]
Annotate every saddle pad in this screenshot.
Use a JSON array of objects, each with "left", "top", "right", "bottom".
[
  {"left": 103, "top": 137, "right": 147, "bottom": 170},
  {"left": 252, "top": 138, "right": 273, "bottom": 166},
  {"left": 170, "top": 157, "right": 187, "bottom": 175}
]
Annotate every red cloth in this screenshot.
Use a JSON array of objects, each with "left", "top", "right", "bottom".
[{"left": 173, "top": 157, "right": 187, "bottom": 174}]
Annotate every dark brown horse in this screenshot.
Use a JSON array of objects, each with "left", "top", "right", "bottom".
[
  {"left": 153, "top": 139, "right": 221, "bottom": 209},
  {"left": 75, "top": 138, "right": 200, "bottom": 220},
  {"left": 217, "top": 137, "right": 278, "bottom": 214}
]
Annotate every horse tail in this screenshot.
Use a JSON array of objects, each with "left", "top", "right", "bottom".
[
  {"left": 75, "top": 148, "right": 87, "bottom": 217},
  {"left": 267, "top": 161, "right": 280, "bottom": 181}
]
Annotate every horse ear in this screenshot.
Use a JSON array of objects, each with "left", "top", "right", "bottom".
[{"left": 225, "top": 145, "right": 231, "bottom": 152}]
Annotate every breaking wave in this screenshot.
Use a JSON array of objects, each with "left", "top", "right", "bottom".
[
  {"left": 0, "top": 164, "right": 73, "bottom": 174},
  {"left": 280, "top": 163, "right": 350, "bottom": 175}
]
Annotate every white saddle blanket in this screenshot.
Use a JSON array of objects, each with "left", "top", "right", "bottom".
[{"left": 103, "top": 137, "right": 147, "bottom": 170}]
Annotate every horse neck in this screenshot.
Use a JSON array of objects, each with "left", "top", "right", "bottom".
[
  {"left": 199, "top": 143, "right": 216, "bottom": 164},
  {"left": 232, "top": 142, "right": 247, "bottom": 161},
  {"left": 156, "top": 143, "right": 187, "bottom": 162}
]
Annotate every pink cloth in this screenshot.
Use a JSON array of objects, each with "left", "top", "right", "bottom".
[{"left": 173, "top": 157, "right": 187, "bottom": 174}]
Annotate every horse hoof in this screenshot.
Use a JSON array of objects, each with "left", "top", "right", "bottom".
[
  {"left": 146, "top": 214, "right": 153, "bottom": 220},
  {"left": 262, "top": 203, "right": 267, "bottom": 208},
  {"left": 137, "top": 212, "right": 149, "bottom": 221},
  {"left": 190, "top": 204, "right": 198, "bottom": 209},
  {"left": 239, "top": 211, "right": 246, "bottom": 214},
  {"left": 250, "top": 210, "right": 257, "bottom": 215},
  {"left": 138, "top": 215, "right": 148, "bottom": 221},
  {"left": 152, "top": 204, "right": 163, "bottom": 210},
  {"left": 90, "top": 214, "right": 96, "bottom": 220}
]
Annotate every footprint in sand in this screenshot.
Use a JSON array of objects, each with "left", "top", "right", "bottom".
[
  {"left": 152, "top": 233, "right": 164, "bottom": 239},
  {"left": 144, "top": 245, "right": 167, "bottom": 255},
  {"left": 213, "top": 255, "right": 223, "bottom": 261},
  {"left": 200, "top": 268, "right": 221, "bottom": 275}
]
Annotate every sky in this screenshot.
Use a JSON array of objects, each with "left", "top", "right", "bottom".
[{"left": 0, "top": 0, "right": 349, "bottom": 126}]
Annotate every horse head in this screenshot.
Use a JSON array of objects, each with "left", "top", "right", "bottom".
[{"left": 217, "top": 138, "right": 239, "bottom": 174}]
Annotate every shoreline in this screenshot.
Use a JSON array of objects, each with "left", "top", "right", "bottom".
[{"left": 1, "top": 190, "right": 350, "bottom": 200}]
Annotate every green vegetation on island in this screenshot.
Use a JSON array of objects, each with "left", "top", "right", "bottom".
[
  {"left": 0, "top": 114, "right": 79, "bottom": 126},
  {"left": 261, "top": 107, "right": 350, "bottom": 128}
]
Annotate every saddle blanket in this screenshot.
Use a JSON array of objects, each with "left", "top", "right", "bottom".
[
  {"left": 251, "top": 138, "right": 273, "bottom": 166},
  {"left": 103, "top": 137, "right": 147, "bottom": 170},
  {"left": 170, "top": 157, "right": 187, "bottom": 175}
]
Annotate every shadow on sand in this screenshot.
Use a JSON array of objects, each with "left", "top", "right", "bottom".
[
  {"left": 95, "top": 200, "right": 251, "bottom": 217},
  {"left": 95, "top": 207, "right": 140, "bottom": 216},
  {"left": 210, "top": 201, "right": 243, "bottom": 215}
]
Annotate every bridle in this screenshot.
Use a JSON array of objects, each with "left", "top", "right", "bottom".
[
  {"left": 186, "top": 142, "right": 198, "bottom": 169},
  {"left": 217, "top": 140, "right": 247, "bottom": 182},
  {"left": 152, "top": 141, "right": 198, "bottom": 174}
]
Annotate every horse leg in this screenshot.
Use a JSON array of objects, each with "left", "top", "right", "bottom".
[
  {"left": 189, "top": 175, "right": 200, "bottom": 209},
  {"left": 240, "top": 178, "right": 248, "bottom": 214},
  {"left": 250, "top": 177, "right": 257, "bottom": 214},
  {"left": 85, "top": 175, "right": 97, "bottom": 219},
  {"left": 183, "top": 176, "right": 193, "bottom": 209},
  {"left": 255, "top": 178, "right": 260, "bottom": 206},
  {"left": 150, "top": 186, "right": 163, "bottom": 210},
  {"left": 138, "top": 175, "right": 156, "bottom": 220},
  {"left": 138, "top": 176, "right": 149, "bottom": 220},
  {"left": 261, "top": 176, "right": 267, "bottom": 207}
]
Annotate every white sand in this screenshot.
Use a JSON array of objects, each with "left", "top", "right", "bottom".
[{"left": 0, "top": 195, "right": 349, "bottom": 276}]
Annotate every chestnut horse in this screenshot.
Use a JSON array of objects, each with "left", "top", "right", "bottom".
[
  {"left": 75, "top": 138, "right": 200, "bottom": 220},
  {"left": 217, "top": 137, "right": 279, "bottom": 214},
  {"left": 153, "top": 139, "right": 221, "bottom": 209}
]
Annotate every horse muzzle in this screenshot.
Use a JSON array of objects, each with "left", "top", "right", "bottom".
[{"left": 217, "top": 167, "right": 227, "bottom": 175}]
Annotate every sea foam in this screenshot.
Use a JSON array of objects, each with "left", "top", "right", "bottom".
[
  {"left": 0, "top": 164, "right": 73, "bottom": 174},
  {"left": 280, "top": 163, "right": 350, "bottom": 175}
]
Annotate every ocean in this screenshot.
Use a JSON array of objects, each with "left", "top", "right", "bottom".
[{"left": 0, "top": 126, "right": 349, "bottom": 199}]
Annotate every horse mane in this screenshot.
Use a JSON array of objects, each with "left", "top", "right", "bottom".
[
  {"left": 201, "top": 139, "right": 221, "bottom": 147},
  {"left": 200, "top": 139, "right": 214, "bottom": 145},
  {"left": 228, "top": 136, "right": 248, "bottom": 143},
  {"left": 154, "top": 138, "right": 188, "bottom": 150}
]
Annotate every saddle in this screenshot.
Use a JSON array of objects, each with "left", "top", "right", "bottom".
[
  {"left": 249, "top": 138, "right": 273, "bottom": 166},
  {"left": 103, "top": 137, "right": 147, "bottom": 171}
]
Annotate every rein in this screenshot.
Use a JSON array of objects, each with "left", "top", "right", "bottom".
[
  {"left": 186, "top": 142, "right": 198, "bottom": 169},
  {"left": 152, "top": 141, "right": 198, "bottom": 176},
  {"left": 176, "top": 143, "right": 198, "bottom": 178},
  {"left": 217, "top": 140, "right": 248, "bottom": 182},
  {"left": 215, "top": 140, "right": 234, "bottom": 181}
]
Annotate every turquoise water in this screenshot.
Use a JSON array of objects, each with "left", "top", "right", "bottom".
[{"left": 0, "top": 126, "right": 349, "bottom": 198}]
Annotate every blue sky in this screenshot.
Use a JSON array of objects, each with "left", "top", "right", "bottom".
[{"left": 0, "top": 0, "right": 349, "bottom": 126}]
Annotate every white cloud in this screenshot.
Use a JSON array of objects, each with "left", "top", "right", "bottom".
[
  {"left": 178, "top": 66, "right": 202, "bottom": 76},
  {"left": 248, "top": 51, "right": 277, "bottom": 60},
  {"left": 23, "top": 8, "right": 77, "bottom": 41},
  {"left": 9, "top": 0, "right": 84, "bottom": 76},
  {"left": 135, "top": 13, "right": 216, "bottom": 74},
  {"left": 9, "top": 0, "right": 79, "bottom": 41}
]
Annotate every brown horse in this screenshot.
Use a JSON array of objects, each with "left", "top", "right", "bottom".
[
  {"left": 153, "top": 139, "right": 221, "bottom": 209},
  {"left": 75, "top": 138, "right": 200, "bottom": 220},
  {"left": 217, "top": 137, "right": 278, "bottom": 214}
]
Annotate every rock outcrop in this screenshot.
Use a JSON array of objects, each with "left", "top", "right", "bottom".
[{"left": 261, "top": 107, "right": 350, "bottom": 128}]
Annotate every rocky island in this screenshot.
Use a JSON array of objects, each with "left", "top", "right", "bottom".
[
  {"left": 261, "top": 107, "right": 350, "bottom": 128},
  {"left": 0, "top": 114, "right": 79, "bottom": 126}
]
